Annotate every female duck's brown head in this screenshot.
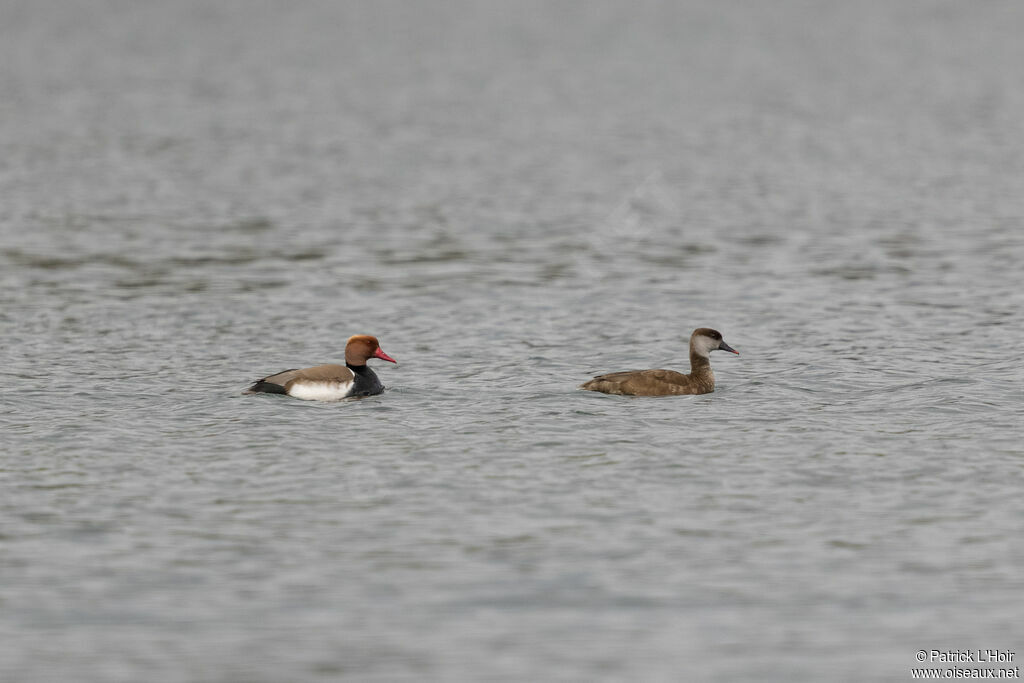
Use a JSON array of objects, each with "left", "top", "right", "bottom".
[
  {"left": 344, "top": 335, "right": 397, "bottom": 367},
  {"left": 690, "top": 328, "right": 739, "bottom": 358}
]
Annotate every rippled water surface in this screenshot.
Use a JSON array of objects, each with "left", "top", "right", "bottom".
[{"left": 2, "top": 1, "right": 1023, "bottom": 681}]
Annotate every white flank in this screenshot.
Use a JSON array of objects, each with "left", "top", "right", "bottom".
[{"left": 287, "top": 380, "right": 354, "bottom": 401}]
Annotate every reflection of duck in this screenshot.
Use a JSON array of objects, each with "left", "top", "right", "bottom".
[
  {"left": 580, "top": 328, "right": 738, "bottom": 396},
  {"left": 246, "top": 335, "right": 397, "bottom": 401}
]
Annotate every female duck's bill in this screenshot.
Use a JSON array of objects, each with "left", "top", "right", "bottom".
[
  {"left": 580, "top": 327, "right": 738, "bottom": 396},
  {"left": 245, "top": 334, "right": 397, "bottom": 401}
]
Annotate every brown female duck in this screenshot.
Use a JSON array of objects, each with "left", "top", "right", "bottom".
[{"left": 580, "top": 328, "right": 738, "bottom": 396}]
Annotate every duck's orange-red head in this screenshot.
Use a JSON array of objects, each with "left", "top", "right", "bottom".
[{"left": 345, "top": 335, "right": 397, "bottom": 366}]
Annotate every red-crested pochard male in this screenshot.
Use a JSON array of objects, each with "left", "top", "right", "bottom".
[
  {"left": 245, "top": 334, "right": 397, "bottom": 400},
  {"left": 580, "top": 328, "right": 738, "bottom": 396}
]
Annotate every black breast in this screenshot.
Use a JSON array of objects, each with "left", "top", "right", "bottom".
[{"left": 349, "top": 364, "right": 385, "bottom": 397}]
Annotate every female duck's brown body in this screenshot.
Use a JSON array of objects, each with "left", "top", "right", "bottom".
[{"left": 580, "top": 328, "right": 738, "bottom": 396}]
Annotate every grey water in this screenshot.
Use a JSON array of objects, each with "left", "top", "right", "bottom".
[{"left": 2, "top": 1, "right": 1023, "bottom": 681}]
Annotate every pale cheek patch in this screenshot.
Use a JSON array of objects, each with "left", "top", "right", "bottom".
[
  {"left": 287, "top": 381, "right": 354, "bottom": 401},
  {"left": 693, "top": 335, "right": 719, "bottom": 357}
]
